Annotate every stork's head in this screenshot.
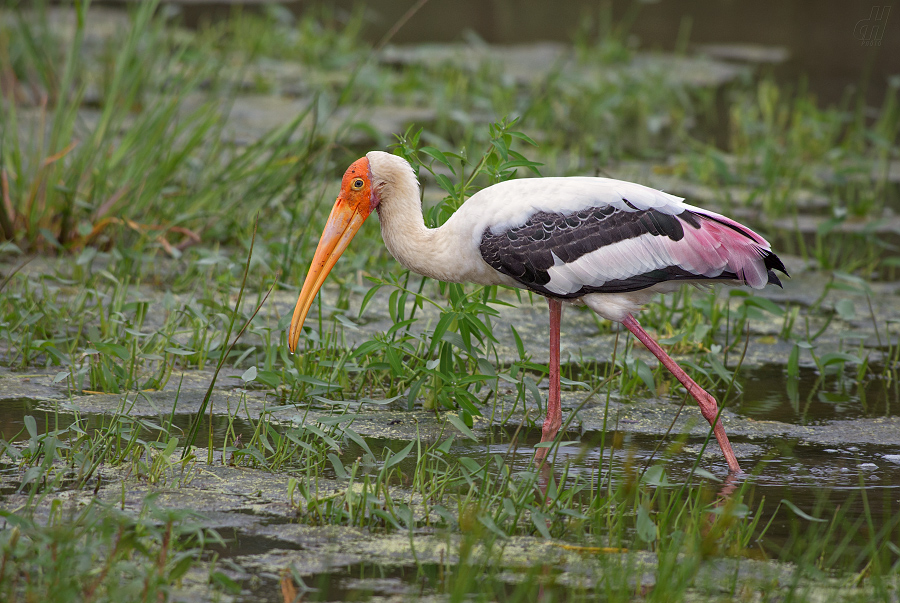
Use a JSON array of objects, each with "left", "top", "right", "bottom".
[
  {"left": 287, "top": 156, "right": 377, "bottom": 352},
  {"left": 287, "top": 151, "right": 420, "bottom": 352}
]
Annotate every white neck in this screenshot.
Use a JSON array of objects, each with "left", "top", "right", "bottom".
[{"left": 367, "top": 151, "right": 468, "bottom": 283}]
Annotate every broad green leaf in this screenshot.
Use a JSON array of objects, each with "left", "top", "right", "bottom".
[
  {"left": 372, "top": 508, "right": 403, "bottom": 530},
  {"left": 458, "top": 457, "right": 482, "bottom": 473},
  {"left": 507, "top": 130, "right": 539, "bottom": 146},
  {"left": 429, "top": 313, "right": 456, "bottom": 355},
  {"left": 342, "top": 427, "right": 374, "bottom": 457},
  {"left": 293, "top": 374, "right": 337, "bottom": 388},
  {"left": 354, "top": 340, "right": 384, "bottom": 358},
  {"left": 168, "top": 553, "right": 195, "bottom": 581},
  {"left": 634, "top": 358, "right": 656, "bottom": 393},
  {"left": 311, "top": 395, "right": 350, "bottom": 406},
  {"left": 440, "top": 330, "right": 467, "bottom": 351},
  {"left": 705, "top": 353, "right": 733, "bottom": 383},
  {"left": 161, "top": 437, "right": 178, "bottom": 457},
  {"left": 24, "top": 415, "right": 37, "bottom": 439},
  {"left": 834, "top": 299, "right": 856, "bottom": 320},
  {"left": 458, "top": 408, "right": 473, "bottom": 428},
  {"left": 708, "top": 502, "right": 751, "bottom": 518},
  {"left": 641, "top": 465, "right": 669, "bottom": 486},
  {"left": 447, "top": 414, "right": 478, "bottom": 441},
  {"left": 833, "top": 271, "right": 871, "bottom": 292},
  {"left": 241, "top": 366, "right": 257, "bottom": 383},
  {"left": 315, "top": 415, "right": 356, "bottom": 425},
  {"left": 435, "top": 173, "right": 456, "bottom": 195},
  {"left": 636, "top": 505, "right": 657, "bottom": 542},
  {"left": 530, "top": 510, "right": 551, "bottom": 539},
  {"left": 659, "top": 332, "right": 686, "bottom": 345},
  {"left": 819, "top": 352, "right": 861, "bottom": 366},
  {"left": 787, "top": 344, "right": 800, "bottom": 379},
  {"left": 780, "top": 499, "right": 826, "bottom": 522},
  {"left": 328, "top": 453, "right": 348, "bottom": 479},
  {"left": 524, "top": 376, "right": 542, "bottom": 409},
  {"left": 510, "top": 325, "right": 526, "bottom": 359},
  {"left": 478, "top": 513, "right": 508, "bottom": 538},
  {"left": 386, "top": 318, "right": 417, "bottom": 337},
  {"left": 498, "top": 159, "right": 544, "bottom": 172},
  {"left": 742, "top": 296, "right": 784, "bottom": 317},
  {"left": 302, "top": 423, "right": 340, "bottom": 450},
  {"left": 210, "top": 571, "right": 241, "bottom": 594},
  {"left": 360, "top": 395, "right": 402, "bottom": 406},
  {"left": 335, "top": 314, "right": 359, "bottom": 331},
  {"left": 255, "top": 370, "right": 281, "bottom": 388},
  {"left": 359, "top": 284, "right": 383, "bottom": 317},
  {"left": 490, "top": 138, "right": 510, "bottom": 161},
  {"left": 165, "top": 346, "right": 195, "bottom": 356},
  {"left": 95, "top": 342, "right": 129, "bottom": 360},
  {"left": 420, "top": 146, "right": 456, "bottom": 173},
  {"left": 385, "top": 346, "right": 404, "bottom": 375},
  {"left": 692, "top": 468, "right": 721, "bottom": 482},
  {"left": 476, "top": 358, "right": 497, "bottom": 378},
  {"left": 384, "top": 441, "right": 415, "bottom": 471}
]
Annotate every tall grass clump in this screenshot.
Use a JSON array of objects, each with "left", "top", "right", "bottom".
[{"left": 0, "top": 0, "right": 322, "bottom": 256}]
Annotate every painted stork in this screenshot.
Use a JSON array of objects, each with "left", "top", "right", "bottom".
[{"left": 288, "top": 151, "right": 787, "bottom": 473}]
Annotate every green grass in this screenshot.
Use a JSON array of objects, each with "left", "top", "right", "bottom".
[
  {"left": 1, "top": 1, "right": 899, "bottom": 601},
  {"left": 0, "top": 496, "right": 224, "bottom": 603}
]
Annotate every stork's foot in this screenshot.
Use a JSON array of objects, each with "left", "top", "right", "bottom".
[{"left": 692, "top": 387, "right": 742, "bottom": 474}]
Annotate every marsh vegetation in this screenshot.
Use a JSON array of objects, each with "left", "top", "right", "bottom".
[{"left": 1, "top": 2, "right": 899, "bottom": 601}]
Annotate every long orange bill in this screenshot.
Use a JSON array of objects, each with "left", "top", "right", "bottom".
[{"left": 288, "top": 199, "right": 368, "bottom": 352}]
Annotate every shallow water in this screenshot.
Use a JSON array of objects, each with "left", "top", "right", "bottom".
[
  {"left": 328, "top": 420, "right": 899, "bottom": 564},
  {"left": 242, "top": 560, "right": 581, "bottom": 602},
  {"left": 198, "top": 424, "right": 898, "bottom": 601},
  {"left": 732, "top": 364, "right": 897, "bottom": 424},
  {"left": 1, "top": 364, "right": 898, "bottom": 601}
]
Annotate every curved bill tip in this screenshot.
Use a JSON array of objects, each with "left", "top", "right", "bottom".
[{"left": 286, "top": 200, "right": 369, "bottom": 353}]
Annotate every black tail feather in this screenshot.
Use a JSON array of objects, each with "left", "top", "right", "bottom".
[
  {"left": 763, "top": 250, "right": 788, "bottom": 276},
  {"left": 762, "top": 249, "right": 788, "bottom": 288}
]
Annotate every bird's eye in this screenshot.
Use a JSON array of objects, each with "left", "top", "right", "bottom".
[{"left": 351, "top": 178, "right": 365, "bottom": 190}]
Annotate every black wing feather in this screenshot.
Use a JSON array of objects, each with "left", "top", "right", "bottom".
[
  {"left": 480, "top": 204, "right": 788, "bottom": 297},
  {"left": 480, "top": 206, "right": 694, "bottom": 298}
]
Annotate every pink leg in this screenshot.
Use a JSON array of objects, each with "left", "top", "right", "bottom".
[
  {"left": 622, "top": 314, "right": 742, "bottom": 473},
  {"left": 536, "top": 298, "right": 563, "bottom": 462}
]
